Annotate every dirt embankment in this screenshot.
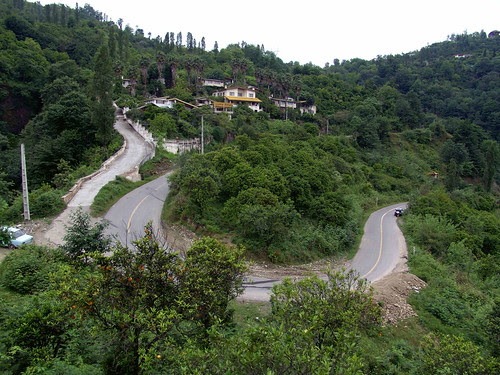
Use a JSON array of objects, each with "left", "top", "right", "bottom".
[
  {"left": 372, "top": 272, "right": 426, "bottom": 324},
  {"left": 248, "top": 259, "right": 426, "bottom": 324}
]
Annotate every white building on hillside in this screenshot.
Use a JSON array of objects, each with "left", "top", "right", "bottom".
[{"left": 213, "top": 86, "right": 262, "bottom": 113}]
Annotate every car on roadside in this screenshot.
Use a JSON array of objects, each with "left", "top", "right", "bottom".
[
  {"left": 0, "top": 226, "right": 34, "bottom": 248},
  {"left": 394, "top": 208, "right": 404, "bottom": 217}
]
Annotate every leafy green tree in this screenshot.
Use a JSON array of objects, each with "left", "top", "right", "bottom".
[
  {"left": 218, "top": 270, "right": 382, "bottom": 374},
  {"left": 0, "top": 292, "right": 76, "bottom": 373},
  {"left": 59, "top": 224, "right": 246, "bottom": 374},
  {"left": 421, "top": 334, "right": 499, "bottom": 374},
  {"left": 481, "top": 139, "right": 499, "bottom": 192},
  {"left": 0, "top": 245, "right": 64, "bottom": 295},
  {"left": 223, "top": 187, "right": 299, "bottom": 250},
  {"left": 444, "top": 158, "right": 462, "bottom": 191},
  {"left": 409, "top": 187, "right": 458, "bottom": 219},
  {"left": 310, "top": 191, "right": 352, "bottom": 226},
  {"left": 0, "top": 245, "right": 82, "bottom": 373},
  {"left": 403, "top": 213, "right": 458, "bottom": 257},
  {"left": 29, "top": 183, "right": 65, "bottom": 218},
  {"left": 486, "top": 299, "right": 500, "bottom": 357},
  {"left": 377, "top": 84, "right": 400, "bottom": 118},
  {"left": 62, "top": 207, "right": 111, "bottom": 264},
  {"left": 441, "top": 140, "right": 472, "bottom": 177},
  {"left": 219, "top": 160, "right": 254, "bottom": 198},
  {"left": 354, "top": 117, "right": 380, "bottom": 149},
  {"left": 11, "top": 37, "right": 49, "bottom": 87},
  {"left": 447, "top": 120, "right": 487, "bottom": 177},
  {"left": 179, "top": 237, "right": 247, "bottom": 336},
  {"left": 271, "top": 269, "right": 382, "bottom": 342},
  {"left": 41, "top": 76, "right": 81, "bottom": 106},
  {"left": 170, "top": 154, "right": 221, "bottom": 219},
  {"left": 149, "top": 112, "right": 176, "bottom": 139},
  {"left": 22, "top": 87, "right": 93, "bottom": 186},
  {"left": 4, "top": 15, "right": 38, "bottom": 40},
  {"left": 64, "top": 226, "right": 183, "bottom": 374}
]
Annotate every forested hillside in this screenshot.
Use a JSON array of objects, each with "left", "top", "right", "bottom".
[{"left": 0, "top": 0, "right": 499, "bottom": 373}]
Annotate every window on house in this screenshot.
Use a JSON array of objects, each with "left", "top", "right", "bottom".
[
  {"left": 248, "top": 93, "right": 254, "bottom": 98},
  {"left": 238, "top": 92, "right": 243, "bottom": 97},
  {"left": 229, "top": 91, "right": 235, "bottom": 96}
]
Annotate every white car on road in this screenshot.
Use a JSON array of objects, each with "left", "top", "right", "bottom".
[{"left": 0, "top": 226, "right": 34, "bottom": 248}]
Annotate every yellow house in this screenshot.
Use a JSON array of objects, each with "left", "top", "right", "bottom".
[{"left": 213, "top": 86, "right": 262, "bottom": 113}]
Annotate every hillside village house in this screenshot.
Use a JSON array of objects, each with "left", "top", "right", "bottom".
[
  {"left": 122, "top": 78, "right": 135, "bottom": 88},
  {"left": 201, "top": 78, "right": 230, "bottom": 88},
  {"left": 144, "top": 97, "right": 197, "bottom": 110},
  {"left": 213, "top": 86, "right": 262, "bottom": 113},
  {"left": 270, "top": 97, "right": 317, "bottom": 116},
  {"left": 122, "top": 78, "right": 137, "bottom": 95}
]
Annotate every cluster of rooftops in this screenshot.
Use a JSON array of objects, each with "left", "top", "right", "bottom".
[{"left": 124, "top": 78, "right": 317, "bottom": 116}]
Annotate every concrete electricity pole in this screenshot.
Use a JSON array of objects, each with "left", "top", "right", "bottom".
[
  {"left": 201, "top": 115, "right": 204, "bottom": 154},
  {"left": 20, "top": 143, "right": 30, "bottom": 221}
]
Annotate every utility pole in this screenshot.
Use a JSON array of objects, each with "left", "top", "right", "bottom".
[
  {"left": 20, "top": 143, "right": 30, "bottom": 221},
  {"left": 201, "top": 115, "right": 204, "bottom": 154}
]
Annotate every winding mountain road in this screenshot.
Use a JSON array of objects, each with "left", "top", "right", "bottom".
[
  {"left": 43, "top": 107, "right": 408, "bottom": 302},
  {"left": 350, "top": 203, "right": 408, "bottom": 282},
  {"left": 43, "top": 109, "right": 154, "bottom": 246},
  {"left": 104, "top": 173, "right": 408, "bottom": 301}
]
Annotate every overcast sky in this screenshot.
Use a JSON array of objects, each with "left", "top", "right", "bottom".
[{"left": 37, "top": 0, "right": 499, "bottom": 66}]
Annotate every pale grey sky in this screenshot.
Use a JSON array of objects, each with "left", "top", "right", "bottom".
[{"left": 38, "top": 0, "right": 500, "bottom": 66}]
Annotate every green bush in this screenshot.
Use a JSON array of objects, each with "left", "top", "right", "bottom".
[
  {"left": 408, "top": 247, "right": 447, "bottom": 283},
  {"left": 363, "top": 339, "right": 423, "bottom": 375},
  {"left": 0, "top": 246, "right": 65, "bottom": 295},
  {"left": 420, "top": 334, "right": 499, "bottom": 375},
  {"left": 30, "top": 185, "right": 66, "bottom": 218},
  {"left": 402, "top": 128, "right": 432, "bottom": 144},
  {"left": 30, "top": 361, "right": 104, "bottom": 375},
  {"left": 403, "top": 214, "right": 458, "bottom": 257},
  {"left": 2, "top": 185, "right": 65, "bottom": 221},
  {"left": 1, "top": 195, "right": 23, "bottom": 223}
]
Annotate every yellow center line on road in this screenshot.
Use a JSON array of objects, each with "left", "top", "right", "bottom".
[
  {"left": 127, "top": 195, "right": 149, "bottom": 232},
  {"left": 360, "top": 209, "right": 391, "bottom": 279},
  {"left": 154, "top": 182, "right": 166, "bottom": 191},
  {"left": 125, "top": 181, "right": 167, "bottom": 232}
]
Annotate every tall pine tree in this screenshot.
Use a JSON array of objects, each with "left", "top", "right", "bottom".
[{"left": 91, "top": 44, "right": 115, "bottom": 146}]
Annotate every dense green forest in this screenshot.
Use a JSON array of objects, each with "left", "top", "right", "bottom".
[{"left": 0, "top": 0, "right": 499, "bottom": 373}]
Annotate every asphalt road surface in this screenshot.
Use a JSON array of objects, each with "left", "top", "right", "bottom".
[
  {"left": 104, "top": 173, "right": 171, "bottom": 247},
  {"left": 349, "top": 202, "right": 408, "bottom": 282}
]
